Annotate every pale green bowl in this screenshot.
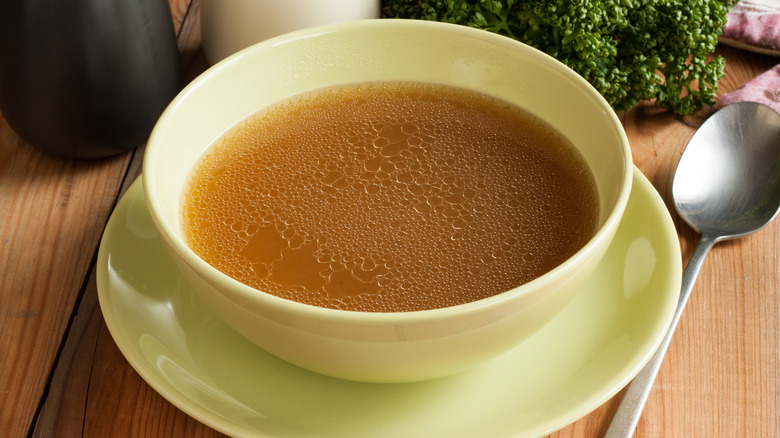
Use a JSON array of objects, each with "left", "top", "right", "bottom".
[{"left": 143, "top": 19, "right": 632, "bottom": 383}]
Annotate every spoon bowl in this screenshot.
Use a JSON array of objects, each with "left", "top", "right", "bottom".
[
  {"left": 606, "top": 101, "right": 780, "bottom": 437},
  {"left": 673, "top": 102, "right": 780, "bottom": 238}
]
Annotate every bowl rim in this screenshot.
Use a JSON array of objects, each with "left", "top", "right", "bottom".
[{"left": 143, "top": 18, "right": 633, "bottom": 324}]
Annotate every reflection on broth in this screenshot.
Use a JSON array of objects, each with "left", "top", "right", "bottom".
[{"left": 182, "top": 81, "right": 599, "bottom": 312}]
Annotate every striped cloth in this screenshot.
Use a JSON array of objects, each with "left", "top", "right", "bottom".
[{"left": 719, "top": 0, "right": 780, "bottom": 113}]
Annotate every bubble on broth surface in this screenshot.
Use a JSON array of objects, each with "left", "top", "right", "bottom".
[{"left": 182, "top": 81, "right": 599, "bottom": 312}]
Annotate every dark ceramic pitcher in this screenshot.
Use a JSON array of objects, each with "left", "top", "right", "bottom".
[{"left": 0, "top": 0, "right": 180, "bottom": 158}]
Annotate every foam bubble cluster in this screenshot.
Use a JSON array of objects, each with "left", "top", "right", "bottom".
[{"left": 182, "top": 81, "right": 598, "bottom": 312}]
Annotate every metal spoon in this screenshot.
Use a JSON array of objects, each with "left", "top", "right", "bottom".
[{"left": 605, "top": 101, "right": 780, "bottom": 437}]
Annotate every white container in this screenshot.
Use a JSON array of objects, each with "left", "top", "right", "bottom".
[{"left": 200, "top": 0, "right": 381, "bottom": 64}]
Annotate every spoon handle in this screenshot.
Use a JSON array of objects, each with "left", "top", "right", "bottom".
[{"left": 604, "top": 234, "right": 717, "bottom": 438}]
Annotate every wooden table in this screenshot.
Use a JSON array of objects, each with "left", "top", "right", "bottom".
[{"left": 2, "top": 1, "right": 778, "bottom": 436}]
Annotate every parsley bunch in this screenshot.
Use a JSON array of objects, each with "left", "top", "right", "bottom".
[{"left": 383, "top": 0, "right": 736, "bottom": 115}]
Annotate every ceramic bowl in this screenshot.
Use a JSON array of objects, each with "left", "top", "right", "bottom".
[{"left": 143, "top": 19, "right": 632, "bottom": 383}]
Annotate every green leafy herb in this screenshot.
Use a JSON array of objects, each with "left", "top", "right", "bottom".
[{"left": 383, "top": 0, "right": 737, "bottom": 115}]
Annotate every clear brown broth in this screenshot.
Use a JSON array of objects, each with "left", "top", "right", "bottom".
[{"left": 182, "top": 81, "right": 599, "bottom": 312}]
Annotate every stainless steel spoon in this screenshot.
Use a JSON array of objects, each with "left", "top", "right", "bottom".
[{"left": 605, "top": 101, "right": 780, "bottom": 438}]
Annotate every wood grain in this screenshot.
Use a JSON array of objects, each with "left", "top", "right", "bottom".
[
  {"left": 0, "top": 120, "right": 132, "bottom": 436},
  {"left": 1, "top": 1, "right": 778, "bottom": 436}
]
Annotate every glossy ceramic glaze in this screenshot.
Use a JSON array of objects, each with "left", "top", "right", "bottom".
[
  {"left": 98, "top": 169, "right": 679, "bottom": 436},
  {"left": 142, "top": 20, "right": 633, "bottom": 382}
]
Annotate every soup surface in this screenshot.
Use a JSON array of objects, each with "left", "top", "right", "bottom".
[{"left": 182, "top": 81, "right": 599, "bottom": 312}]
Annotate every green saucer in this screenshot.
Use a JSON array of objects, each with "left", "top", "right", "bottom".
[{"left": 97, "top": 167, "right": 681, "bottom": 437}]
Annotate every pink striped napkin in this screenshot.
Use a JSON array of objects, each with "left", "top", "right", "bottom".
[{"left": 719, "top": 0, "right": 780, "bottom": 112}]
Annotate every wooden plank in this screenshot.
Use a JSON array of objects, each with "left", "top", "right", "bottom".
[{"left": 0, "top": 120, "right": 132, "bottom": 436}]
